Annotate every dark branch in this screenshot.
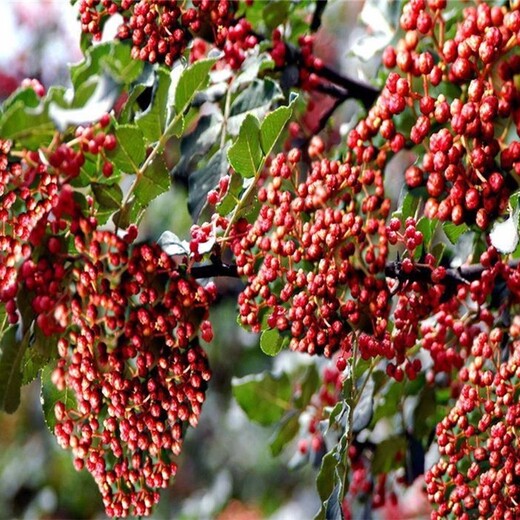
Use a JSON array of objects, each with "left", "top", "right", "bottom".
[
  {"left": 190, "top": 258, "right": 520, "bottom": 286},
  {"left": 315, "top": 82, "right": 349, "bottom": 99},
  {"left": 252, "top": 30, "right": 380, "bottom": 109},
  {"left": 385, "top": 259, "right": 520, "bottom": 286},
  {"left": 190, "top": 262, "right": 238, "bottom": 279},
  {"left": 310, "top": 0, "right": 328, "bottom": 32},
  {"left": 310, "top": 62, "right": 379, "bottom": 109}
]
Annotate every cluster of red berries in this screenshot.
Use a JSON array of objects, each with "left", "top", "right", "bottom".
[
  {"left": 0, "top": 115, "right": 117, "bottom": 332},
  {"left": 352, "top": 0, "right": 520, "bottom": 229},
  {"left": 270, "top": 31, "right": 323, "bottom": 91},
  {"left": 426, "top": 331, "right": 520, "bottom": 518},
  {"left": 0, "top": 111, "right": 217, "bottom": 516},
  {"left": 79, "top": 0, "right": 239, "bottom": 66},
  {"left": 230, "top": 143, "right": 390, "bottom": 359},
  {"left": 51, "top": 228, "right": 215, "bottom": 518}
]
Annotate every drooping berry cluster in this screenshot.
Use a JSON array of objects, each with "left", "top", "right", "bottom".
[
  {"left": 355, "top": 0, "right": 520, "bottom": 229},
  {"left": 426, "top": 331, "right": 520, "bottom": 519},
  {"left": 0, "top": 112, "right": 217, "bottom": 517},
  {"left": 79, "top": 0, "right": 238, "bottom": 66},
  {"left": 230, "top": 143, "right": 391, "bottom": 358},
  {"left": 0, "top": 116, "right": 117, "bottom": 333},
  {"left": 51, "top": 229, "right": 215, "bottom": 518}
]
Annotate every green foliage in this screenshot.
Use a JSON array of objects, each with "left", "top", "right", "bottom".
[
  {"left": 41, "top": 364, "right": 77, "bottom": 432},
  {"left": 232, "top": 371, "right": 292, "bottom": 426},
  {"left": 0, "top": 327, "right": 30, "bottom": 413}
]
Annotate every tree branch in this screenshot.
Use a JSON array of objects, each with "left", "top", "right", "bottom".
[
  {"left": 385, "top": 259, "right": 520, "bottom": 285},
  {"left": 190, "top": 262, "right": 238, "bottom": 279},
  {"left": 310, "top": 0, "right": 328, "bottom": 32},
  {"left": 189, "top": 258, "right": 520, "bottom": 286}
]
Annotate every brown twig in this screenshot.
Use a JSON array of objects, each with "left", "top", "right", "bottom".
[
  {"left": 385, "top": 259, "right": 520, "bottom": 285},
  {"left": 190, "top": 258, "right": 520, "bottom": 285}
]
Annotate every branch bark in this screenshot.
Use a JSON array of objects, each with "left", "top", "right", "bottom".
[{"left": 190, "top": 258, "right": 520, "bottom": 285}]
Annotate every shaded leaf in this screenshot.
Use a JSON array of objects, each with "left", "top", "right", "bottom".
[
  {"left": 41, "top": 363, "right": 77, "bottom": 432},
  {"left": 373, "top": 436, "right": 407, "bottom": 474},
  {"left": 263, "top": 1, "right": 290, "bottom": 30},
  {"left": 295, "top": 364, "right": 320, "bottom": 409},
  {"left": 352, "top": 377, "right": 374, "bottom": 433},
  {"left": 136, "top": 67, "right": 171, "bottom": 143},
  {"left": 316, "top": 450, "right": 338, "bottom": 500},
  {"left": 228, "top": 114, "right": 262, "bottom": 178},
  {"left": 101, "top": 41, "right": 144, "bottom": 84},
  {"left": 0, "top": 327, "right": 28, "bottom": 413},
  {"left": 234, "top": 52, "right": 275, "bottom": 88},
  {"left": 113, "top": 195, "right": 143, "bottom": 230},
  {"left": 188, "top": 144, "right": 230, "bottom": 220},
  {"left": 21, "top": 329, "right": 56, "bottom": 385},
  {"left": 227, "top": 78, "right": 283, "bottom": 135},
  {"left": 49, "top": 75, "right": 120, "bottom": 131},
  {"left": 269, "top": 411, "right": 300, "bottom": 456},
  {"left": 92, "top": 182, "right": 123, "bottom": 210},
  {"left": 232, "top": 371, "right": 291, "bottom": 426},
  {"left": 176, "top": 112, "right": 224, "bottom": 178}
]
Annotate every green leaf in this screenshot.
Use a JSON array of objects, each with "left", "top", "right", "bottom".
[
  {"left": 371, "top": 380, "right": 404, "bottom": 425},
  {"left": 119, "top": 63, "right": 155, "bottom": 124},
  {"left": 21, "top": 329, "right": 56, "bottom": 385},
  {"left": 41, "top": 363, "right": 77, "bottom": 432},
  {"left": 176, "top": 112, "right": 224, "bottom": 178},
  {"left": 399, "top": 191, "right": 420, "bottom": 221},
  {"left": 352, "top": 378, "right": 374, "bottom": 433},
  {"left": 92, "top": 182, "right": 123, "bottom": 210},
  {"left": 234, "top": 52, "right": 275, "bottom": 89},
  {"left": 294, "top": 364, "right": 320, "bottom": 409},
  {"left": 443, "top": 221, "right": 470, "bottom": 244},
  {"left": 263, "top": 1, "right": 290, "bottom": 30},
  {"left": 136, "top": 67, "right": 171, "bottom": 143},
  {"left": 0, "top": 327, "right": 29, "bottom": 413},
  {"left": 413, "top": 384, "right": 437, "bottom": 439},
  {"left": 316, "top": 451, "right": 339, "bottom": 507},
  {"left": 269, "top": 411, "right": 300, "bottom": 456},
  {"left": 107, "top": 124, "right": 145, "bottom": 174},
  {"left": 217, "top": 170, "right": 244, "bottom": 216},
  {"left": 227, "top": 78, "right": 284, "bottom": 135},
  {"left": 174, "top": 58, "right": 217, "bottom": 115},
  {"left": 232, "top": 371, "right": 291, "bottom": 425},
  {"left": 228, "top": 114, "right": 262, "bottom": 178},
  {"left": 260, "top": 328, "right": 288, "bottom": 356},
  {"left": 113, "top": 195, "right": 143, "bottom": 230},
  {"left": 416, "top": 217, "right": 437, "bottom": 246},
  {"left": 0, "top": 100, "right": 54, "bottom": 149},
  {"left": 101, "top": 41, "right": 144, "bottom": 84},
  {"left": 260, "top": 95, "right": 296, "bottom": 156},
  {"left": 372, "top": 436, "right": 407, "bottom": 474},
  {"left": 134, "top": 153, "right": 170, "bottom": 206},
  {"left": 188, "top": 144, "right": 230, "bottom": 220},
  {"left": 49, "top": 74, "right": 120, "bottom": 131},
  {"left": 414, "top": 217, "right": 438, "bottom": 260}
]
